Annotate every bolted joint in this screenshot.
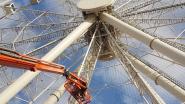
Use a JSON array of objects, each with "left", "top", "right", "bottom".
[{"left": 63, "top": 69, "right": 70, "bottom": 78}]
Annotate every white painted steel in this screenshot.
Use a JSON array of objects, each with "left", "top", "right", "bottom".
[
  {"left": 107, "top": 28, "right": 165, "bottom": 104},
  {"left": 0, "top": 16, "right": 96, "bottom": 104},
  {"left": 77, "top": 0, "right": 114, "bottom": 12},
  {"left": 126, "top": 52, "right": 185, "bottom": 101},
  {"left": 120, "top": 59, "right": 166, "bottom": 104},
  {"left": 100, "top": 12, "right": 185, "bottom": 67},
  {"left": 44, "top": 83, "right": 65, "bottom": 104},
  {"left": 44, "top": 25, "right": 98, "bottom": 104},
  {"left": 0, "top": 0, "right": 11, "bottom": 7},
  {"left": 77, "top": 26, "right": 97, "bottom": 76}
]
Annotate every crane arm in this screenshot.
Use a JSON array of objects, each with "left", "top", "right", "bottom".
[
  {"left": 0, "top": 48, "right": 91, "bottom": 104},
  {"left": 0, "top": 50, "right": 65, "bottom": 74}
]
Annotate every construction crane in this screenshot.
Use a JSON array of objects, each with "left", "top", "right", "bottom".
[{"left": 0, "top": 48, "right": 91, "bottom": 104}]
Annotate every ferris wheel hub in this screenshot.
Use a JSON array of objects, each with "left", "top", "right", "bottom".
[{"left": 77, "top": 0, "right": 114, "bottom": 12}]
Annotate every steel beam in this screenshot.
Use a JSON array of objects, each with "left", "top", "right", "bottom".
[
  {"left": 121, "top": 2, "right": 185, "bottom": 17},
  {"left": 126, "top": 51, "right": 185, "bottom": 101},
  {"left": 100, "top": 12, "right": 185, "bottom": 67},
  {"left": 120, "top": 57, "right": 165, "bottom": 104},
  {"left": 0, "top": 16, "right": 96, "bottom": 104},
  {"left": 119, "top": 0, "right": 161, "bottom": 14},
  {"left": 106, "top": 24, "right": 165, "bottom": 103},
  {"left": 69, "top": 30, "right": 101, "bottom": 104},
  {"left": 44, "top": 26, "right": 101, "bottom": 104},
  {"left": 110, "top": 35, "right": 185, "bottom": 101},
  {"left": 0, "top": 0, "right": 11, "bottom": 7}
]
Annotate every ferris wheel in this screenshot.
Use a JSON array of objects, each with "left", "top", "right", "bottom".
[{"left": 0, "top": 0, "right": 185, "bottom": 104}]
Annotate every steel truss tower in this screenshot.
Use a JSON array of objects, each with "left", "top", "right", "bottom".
[{"left": 0, "top": 0, "right": 185, "bottom": 104}]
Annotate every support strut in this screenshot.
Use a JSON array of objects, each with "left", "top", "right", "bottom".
[
  {"left": 44, "top": 24, "right": 100, "bottom": 104},
  {"left": 100, "top": 12, "right": 185, "bottom": 67},
  {"left": 0, "top": 15, "right": 96, "bottom": 104}
]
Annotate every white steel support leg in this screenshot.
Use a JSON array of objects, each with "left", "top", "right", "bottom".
[
  {"left": 109, "top": 31, "right": 185, "bottom": 101},
  {"left": 100, "top": 12, "right": 185, "bottom": 67},
  {"left": 119, "top": 57, "right": 165, "bottom": 104},
  {"left": 0, "top": 16, "right": 96, "bottom": 104},
  {"left": 43, "top": 83, "right": 65, "bottom": 104},
  {"left": 0, "top": 0, "right": 11, "bottom": 6},
  {"left": 126, "top": 51, "right": 185, "bottom": 101},
  {"left": 69, "top": 28, "right": 101, "bottom": 104},
  {"left": 108, "top": 29, "right": 185, "bottom": 101},
  {"left": 106, "top": 26, "right": 165, "bottom": 104},
  {"left": 44, "top": 26, "right": 101, "bottom": 104}
]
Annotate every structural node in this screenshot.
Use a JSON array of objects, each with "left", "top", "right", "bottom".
[
  {"left": 77, "top": 0, "right": 114, "bottom": 13},
  {"left": 78, "top": 0, "right": 118, "bottom": 61},
  {"left": 3, "top": 3, "right": 15, "bottom": 15}
]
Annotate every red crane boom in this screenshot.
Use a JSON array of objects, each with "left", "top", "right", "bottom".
[{"left": 0, "top": 48, "right": 91, "bottom": 104}]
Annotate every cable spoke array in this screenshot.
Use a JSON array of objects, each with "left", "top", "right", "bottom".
[
  {"left": 0, "top": 21, "right": 82, "bottom": 32},
  {"left": 0, "top": 26, "right": 76, "bottom": 49},
  {"left": 131, "top": 52, "right": 185, "bottom": 91},
  {"left": 117, "top": 0, "right": 162, "bottom": 14},
  {"left": 0, "top": 0, "right": 185, "bottom": 104},
  {"left": 104, "top": 24, "right": 164, "bottom": 103},
  {"left": 130, "top": 21, "right": 185, "bottom": 53},
  {"left": 130, "top": 18, "right": 185, "bottom": 29},
  {"left": 7, "top": 9, "right": 83, "bottom": 23},
  {"left": 121, "top": 2, "right": 185, "bottom": 17},
  {"left": 69, "top": 28, "right": 102, "bottom": 104}
]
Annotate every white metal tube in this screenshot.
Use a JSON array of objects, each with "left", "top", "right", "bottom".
[
  {"left": 77, "top": 27, "right": 97, "bottom": 76},
  {"left": 108, "top": 30, "right": 165, "bottom": 103},
  {"left": 126, "top": 52, "right": 185, "bottom": 101},
  {"left": 44, "top": 25, "right": 98, "bottom": 104},
  {"left": 100, "top": 12, "right": 185, "bottom": 67},
  {"left": 119, "top": 57, "right": 165, "bottom": 104},
  {"left": 44, "top": 83, "right": 65, "bottom": 104},
  {"left": 0, "top": 0, "right": 11, "bottom": 7},
  {"left": 0, "top": 16, "right": 96, "bottom": 104}
]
